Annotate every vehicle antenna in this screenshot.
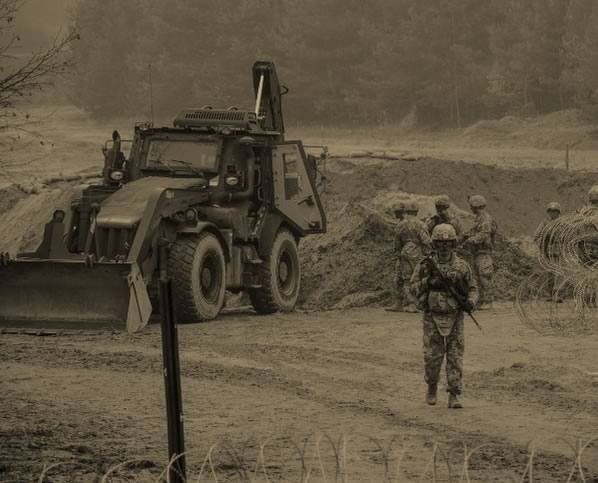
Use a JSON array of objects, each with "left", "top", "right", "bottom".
[{"left": 149, "top": 63, "right": 155, "bottom": 127}]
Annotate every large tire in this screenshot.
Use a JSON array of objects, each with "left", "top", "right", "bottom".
[
  {"left": 249, "top": 228, "right": 300, "bottom": 314},
  {"left": 169, "top": 232, "right": 226, "bottom": 322}
]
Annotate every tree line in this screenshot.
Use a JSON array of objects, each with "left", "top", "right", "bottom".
[{"left": 67, "top": 0, "right": 598, "bottom": 127}]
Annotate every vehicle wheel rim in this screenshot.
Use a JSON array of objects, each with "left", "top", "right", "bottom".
[
  {"left": 278, "top": 247, "right": 296, "bottom": 297},
  {"left": 200, "top": 251, "right": 221, "bottom": 303}
]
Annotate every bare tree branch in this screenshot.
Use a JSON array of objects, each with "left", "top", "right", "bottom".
[{"left": 0, "top": 1, "right": 78, "bottom": 166}]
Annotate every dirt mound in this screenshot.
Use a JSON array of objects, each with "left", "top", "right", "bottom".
[
  {"left": 0, "top": 181, "right": 94, "bottom": 254},
  {"left": 324, "top": 156, "right": 598, "bottom": 237},
  {"left": 0, "top": 185, "right": 28, "bottom": 215},
  {"left": 299, "top": 198, "right": 536, "bottom": 310},
  {"left": 462, "top": 109, "right": 598, "bottom": 150}
]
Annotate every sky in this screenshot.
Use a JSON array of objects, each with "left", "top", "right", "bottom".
[{"left": 13, "top": 0, "right": 75, "bottom": 52}]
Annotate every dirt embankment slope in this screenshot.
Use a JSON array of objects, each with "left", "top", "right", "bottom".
[
  {"left": 1, "top": 154, "right": 596, "bottom": 310},
  {"left": 324, "top": 156, "right": 598, "bottom": 236},
  {"left": 298, "top": 156, "right": 598, "bottom": 309}
]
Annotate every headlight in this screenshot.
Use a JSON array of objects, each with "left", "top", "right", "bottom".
[
  {"left": 185, "top": 208, "right": 197, "bottom": 222},
  {"left": 225, "top": 176, "right": 239, "bottom": 186},
  {"left": 219, "top": 127, "right": 232, "bottom": 136},
  {"left": 110, "top": 170, "right": 124, "bottom": 181}
]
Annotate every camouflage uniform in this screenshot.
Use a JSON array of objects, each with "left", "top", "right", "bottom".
[
  {"left": 410, "top": 252, "right": 478, "bottom": 395},
  {"left": 394, "top": 215, "right": 431, "bottom": 310},
  {"left": 534, "top": 212, "right": 562, "bottom": 301},
  {"left": 464, "top": 211, "right": 495, "bottom": 306},
  {"left": 426, "top": 213, "right": 463, "bottom": 240},
  {"left": 578, "top": 187, "right": 598, "bottom": 263}
]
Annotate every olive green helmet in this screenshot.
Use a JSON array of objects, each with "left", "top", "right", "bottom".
[
  {"left": 547, "top": 202, "right": 561, "bottom": 212},
  {"left": 434, "top": 195, "right": 451, "bottom": 209},
  {"left": 588, "top": 185, "right": 598, "bottom": 202},
  {"left": 431, "top": 223, "right": 457, "bottom": 241},
  {"left": 469, "top": 195, "right": 486, "bottom": 208}
]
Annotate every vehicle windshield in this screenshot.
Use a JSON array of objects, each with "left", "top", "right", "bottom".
[{"left": 146, "top": 139, "right": 219, "bottom": 172}]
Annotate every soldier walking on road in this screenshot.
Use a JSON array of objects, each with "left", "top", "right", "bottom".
[
  {"left": 411, "top": 224, "right": 478, "bottom": 409},
  {"left": 462, "top": 195, "right": 496, "bottom": 310},
  {"left": 426, "top": 195, "right": 463, "bottom": 240},
  {"left": 388, "top": 201, "right": 431, "bottom": 313},
  {"left": 534, "top": 202, "right": 562, "bottom": 302}
]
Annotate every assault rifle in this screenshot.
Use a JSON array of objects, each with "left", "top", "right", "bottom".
[{"left": 423, "top": 253, "right": 483, "bottom": 332}]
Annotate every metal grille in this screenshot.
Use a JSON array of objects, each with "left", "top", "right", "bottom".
[
  {"left": 184, "top": 110, "right": 246, "bottom": 121},
  {"left": 94, "top": 227, "right": 133, "bottom": 260}
]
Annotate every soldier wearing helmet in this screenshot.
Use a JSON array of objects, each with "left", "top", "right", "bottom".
[
  {"left": 534, "top": 201, "right": 561, "bottom": 243},
  {"left": 534, "top": 201, "right": 562, "bottom": 302},
  {"left": 386, "top": 200, "right": 407, "bottom": 311},
  {"left": 426, "top": 195, "right": 463, "bottom": 239},
  {"left": 588, "top": 185, "right": 598, "bottom": 207},
  {"left": 411, "top": 224, "right": 478, "bottom": 409},
  {"left": 462, "top": 195, "right": 496, "bottom": 310},
  {"left": 577, "top": 186, "right": 598, "bottom": 264},
  {"left": 387, "top": 200, "right": 431, "bottom": 312}
]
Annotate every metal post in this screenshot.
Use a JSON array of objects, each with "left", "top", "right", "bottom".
[
  {"left": 158, "top": 240, "right": 186, "bottom": 482},
  {"left": 565, "top": 144, "right": 569, "bottom": 170}
]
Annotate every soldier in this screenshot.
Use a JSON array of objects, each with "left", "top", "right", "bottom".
[
  {"left": 386, "top": 201, "right": 407, "bottom": 312},
  {"left": 577, "top": 186, "right": 598, "bottom": 265},
  {"left": 462, "top": 195, "right": 496, "bottom": 310},
  {"left": 388, "top": 200, "right": 431, "bottom": 313},
  {"left": 411, "top": 224, "right": 478, "bottom": 409},
  {"left": 581, "top": 185, "right": 598, "bottom": 214},
  {"left": 534, "top": 202, "right": 562, "bottom": 302},
  {"left": 426, "top": 195, "right": 463, "bottom": 239}
]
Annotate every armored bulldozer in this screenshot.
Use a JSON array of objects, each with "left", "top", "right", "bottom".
[{"left": 0, "top": 61, "right": 327, "bottom": 332}]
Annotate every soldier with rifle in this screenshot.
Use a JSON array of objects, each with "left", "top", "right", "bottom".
[{"left": 411, "top": 224, "right": 479, "bottom": 409}]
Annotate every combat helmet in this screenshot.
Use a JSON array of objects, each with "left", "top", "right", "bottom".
[
  {"left": 469, "top": 195, "right": 486, "bottom": 208},
  {"left": 434, "top": 195, "right": 451, "bottom": 209},
  {"left": 547, "top": 202, "right": 561, "bottom": 212},
  {"left": 431, "top": 223, "right": 457, "bottom": 241},
  {"left": 588, "top": 185, "right": 598, "bottom": 202}
]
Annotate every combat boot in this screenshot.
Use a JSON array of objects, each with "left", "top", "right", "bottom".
[
  {"left": 448, "top": 392, "right": 463, "bottom": 409},
  {"left": 426, "top": 384, "right": 437, "bottom": 405}
]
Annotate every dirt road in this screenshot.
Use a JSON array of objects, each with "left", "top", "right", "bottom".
[{"left": 1, "top": 305, "right": 597, "bottom": 482}]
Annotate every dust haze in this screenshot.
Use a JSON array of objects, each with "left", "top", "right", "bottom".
[{"left": 1, "top": 1, "right": 598, "bottom": 482}]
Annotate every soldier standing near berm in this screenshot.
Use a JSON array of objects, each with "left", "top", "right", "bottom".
[
  {"left": 426, "top": 195, "right": 463, "bottom": 239},
  {"left": 411, "top": 224, "right": 478, "bottom": 409},
  {"left": 534, "top": 202, "right": 562, "bottom": 302},
  {"left": 386, "top": 201, "right": 406, "bottom": 311},
  {"left": 462, "top": 195, "right": 496, "bottom": 310},
  {"left": 388, "top": 201, "right": 431, "bottom": 312}
]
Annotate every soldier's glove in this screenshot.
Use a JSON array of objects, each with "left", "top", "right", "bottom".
[
  {"left": 462, "top": 300, "right": 476, "bottom": 313},
  {"left": 427, "top": 276, "right": 443, "bottom": 289}
]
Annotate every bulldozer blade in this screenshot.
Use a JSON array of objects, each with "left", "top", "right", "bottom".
[{"left": 0, "top": 259, "right": 152, "bottom": 333}]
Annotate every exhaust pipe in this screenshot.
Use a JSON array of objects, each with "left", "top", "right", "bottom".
[{"left": 254, "top": 74, "right": 264, "bottom": 118}]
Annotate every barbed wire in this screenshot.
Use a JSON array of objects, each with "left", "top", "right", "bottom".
[
  {"left": 515, "top": 207, "right": 598, "bottom": 334},
  {"left": 16, "top": 434, "right": 598, "bottom": 483}
]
